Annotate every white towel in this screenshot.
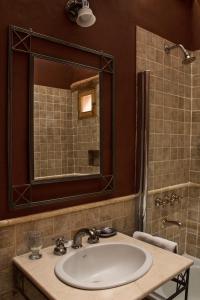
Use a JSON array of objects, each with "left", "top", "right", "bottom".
[{"left": 133, "top": 231, "right": 178, "bottom": 253}]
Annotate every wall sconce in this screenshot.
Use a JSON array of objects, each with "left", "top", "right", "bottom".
[{"left": 65, "top": 0, "right": 96, "bottom": 28}]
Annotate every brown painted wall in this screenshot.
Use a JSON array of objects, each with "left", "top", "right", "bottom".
[
  {"left": 0, "top": 0, "right": 192, "bottom": 219},
  {"left": 192, "top": 0, "right": 200, "bottom": 50}
]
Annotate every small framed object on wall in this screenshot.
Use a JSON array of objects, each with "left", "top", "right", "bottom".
[{"left": 78, "top": 88, "right": 96, "bottom": 119}]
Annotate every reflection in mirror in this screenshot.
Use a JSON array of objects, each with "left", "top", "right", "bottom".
[
  {"left": 33, "top": 57, "right": 100, "bottom": 181},
  {"left": 78, "top": 88, "right": 96, "bottom": 118}
]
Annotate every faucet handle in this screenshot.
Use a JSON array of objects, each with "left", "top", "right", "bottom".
[
  {"left": 170, "top": 192, "right": 181, "bottom": 206},
  {"left": 155, "top": 197, "right": 162, "bottom": 207},
  {"left": 53, "top": 236, "right": 67, "bottom": 256},
  {"left": 87, "top": 228, "right": 99, "bottom": 244},
  {"left": 163, "top": 194, "right": 170, "bottom": 205},
  {"left": 55, "top": 236, "right": 68, "bottom": 245}
]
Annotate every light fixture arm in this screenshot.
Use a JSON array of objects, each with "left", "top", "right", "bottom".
[{"left": 65, "top": 0, "right": 82, "bottom": 23}]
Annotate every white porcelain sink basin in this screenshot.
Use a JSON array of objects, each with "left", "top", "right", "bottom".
[{"left": 55, "top": 242, "right": 153, "bottom": 290}]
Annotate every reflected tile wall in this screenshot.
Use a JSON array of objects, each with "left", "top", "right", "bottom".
[
  {"left": 72, "top": 83, "right": 100, "bottom": 175},
  {"left": 34, "top": 85, "right": 73, "bottom": 178},
  {"left": 34, "top": 83, "right": 100, "bottom": 178}
]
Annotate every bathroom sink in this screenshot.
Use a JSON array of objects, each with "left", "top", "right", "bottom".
[{"left": 55, "top": 242, "right": 153, "bottom": 290}]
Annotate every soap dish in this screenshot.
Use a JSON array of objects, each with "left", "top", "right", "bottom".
[{"left": 97, "top": 227, "right": 117, "bottom": 238}]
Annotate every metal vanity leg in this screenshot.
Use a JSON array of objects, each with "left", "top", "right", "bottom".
[
  {"left": 166, "top": 268, "right": 190, "bottom": 300},
  {"left": 184, "top": 269, "right": 190, "bottom": 300}
]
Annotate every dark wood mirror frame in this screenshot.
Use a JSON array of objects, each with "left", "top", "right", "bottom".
[{"left": 8, "top": 25, "right": 115, "bottom": 210}]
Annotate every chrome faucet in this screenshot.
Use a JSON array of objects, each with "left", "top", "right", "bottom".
[{"left": 72, "top": 228, "right": 99, "bottom": 249}]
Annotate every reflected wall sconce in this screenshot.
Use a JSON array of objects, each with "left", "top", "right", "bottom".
[{"left": 65, "top": 0, "right": 96, "bottom": 28}]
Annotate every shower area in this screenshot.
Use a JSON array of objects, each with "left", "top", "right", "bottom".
[{"left": 136, "top": 26, "right": 200, "bottom": 299}]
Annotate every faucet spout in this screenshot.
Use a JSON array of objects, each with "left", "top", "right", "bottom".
[
  {"left": 162, "top": 218, "right": 182, "bottom": 227},
  {"left": 72, "top": 228, "right": 99, "bottom": 249}
]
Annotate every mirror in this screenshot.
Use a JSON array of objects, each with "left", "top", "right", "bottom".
[
  {"left": 32, "top": 56, "right": 100, "bottom": 181},
  {"left": 8, "top": 25, "right": 114, "bottom": 210}
]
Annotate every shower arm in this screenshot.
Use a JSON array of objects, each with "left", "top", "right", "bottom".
[{"left": 165, "top": 44, "right": 189, "bottom": 56}]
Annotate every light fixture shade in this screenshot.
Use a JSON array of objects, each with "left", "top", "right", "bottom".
[{"left": 76, "top": 6, "right": 96, "bottom": 27}]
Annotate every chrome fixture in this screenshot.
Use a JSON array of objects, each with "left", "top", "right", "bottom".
[
  {"left": 162, "top": 218, "right": 182, "bottom": 228},
  {"left": 54, "top": 237, "right": 67, "bottom": 256},
  {"left": 155, "top": 194, "right": 170, "bottom": 208},
  {"left": 155, "top": 192, "right": 181, "bottom": 208},
  {"left": 72, "top": 228, "right": 99, "bottom": 249},
  {"left": 65, "top": 0, "right": 96, "bottom": 27},
  {"left": 164, "top": 44, "right": 196, "bottom": 64},
  {"left": 170, "top": 192, "right": 180, "bottom": 206},
  {"left": 155, "top": 197, "right": 164, "bottom": 208}
]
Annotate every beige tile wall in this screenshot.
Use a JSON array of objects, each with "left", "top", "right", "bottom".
[
  {"left": 186, "top": 185, "right": 200, "bottom": 257},
  {"left": 146, "top": 185, "right": 188, "bottom": 255},
  {"left": 184, "top": 50, "right": 200, "bottom": 257},
  {"left": 137, "top": 26, "right": 191, "bottom": 191},
  {"left": 190, "top": 50, "right": 200, "bottom": 183},
  {"left": 0, "top": 195, "right": 138, "bottom": 299},
  {"left": 145, "top": 183, "right": 200, "bottom": 257},
  {"left": 137, "top": 27, "right": 200, "bottom": 258}
]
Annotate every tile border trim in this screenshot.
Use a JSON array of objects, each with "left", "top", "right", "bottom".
[
  {"left": 0, "top": 194, "right": 138, "bottom": 228},
  {"left": 148, "top": 181, "right": 200, "bottom": 195}
]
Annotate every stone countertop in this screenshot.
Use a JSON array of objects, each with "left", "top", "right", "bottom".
[{"left": 13, "top": 233, "right": 193, "bottom": 300}]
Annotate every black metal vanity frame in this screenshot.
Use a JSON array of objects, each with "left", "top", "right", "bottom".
[
  {"left": 8, "top": 25, "right": 115, "bottom": 210},
  {"left": 168, "top": 269, "right": 190, "bottom": 300},
  {"left": 14, "top": 265, "right": 190, "bottom": 300}
]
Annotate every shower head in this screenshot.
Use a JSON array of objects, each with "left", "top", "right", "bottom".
[
  {"left": 182, "top": 54, "right": 196, "bottom": 65},
  {"left": 164, "top": 44, "right": 196, "bottom": 65}
]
